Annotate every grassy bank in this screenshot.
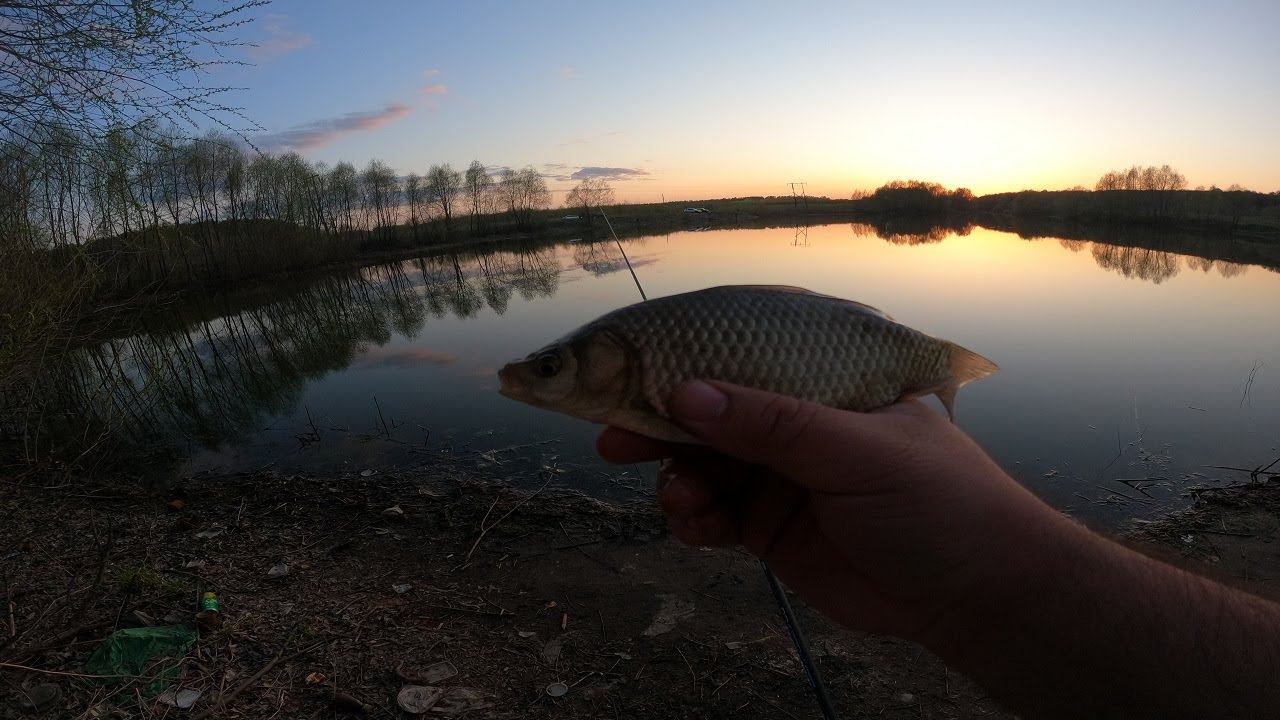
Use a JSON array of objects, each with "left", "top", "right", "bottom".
[{"left": 972, "top": 189, "right": 1280, "bottom": 239}]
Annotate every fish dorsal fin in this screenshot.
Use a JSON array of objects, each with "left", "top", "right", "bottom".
[{"left": 721, "top": 284, "right": 894, "bottom": 321}]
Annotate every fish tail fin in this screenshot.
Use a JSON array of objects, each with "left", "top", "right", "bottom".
[{"left": 937, "top": 342, "right": 999, "bottom": 421}]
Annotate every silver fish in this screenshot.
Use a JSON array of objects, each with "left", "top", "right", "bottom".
[{"left": 498, "top": 285, "right": 996, "bottom": 443}]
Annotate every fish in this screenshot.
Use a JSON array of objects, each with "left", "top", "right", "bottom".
[{"left": 498, "top": 285, "right": 997, "bottom": 443}]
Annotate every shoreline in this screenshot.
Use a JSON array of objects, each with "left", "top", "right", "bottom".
[
  {"left": 2, "top": 460, "right": 1275, "bottom": 718},
  {"left": 98, "top": 206, "right": 1280, "bottom": 323}
]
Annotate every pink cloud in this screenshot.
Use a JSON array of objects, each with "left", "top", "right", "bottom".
[
  {"left": 249, "top": 14, "right": 313, "bottom": 62},
  {"left": 260, "top": 103, "right": 413, "bottom": 152},
  {"left": 418, "top": 83, "right": 448, "bottom": 96}
]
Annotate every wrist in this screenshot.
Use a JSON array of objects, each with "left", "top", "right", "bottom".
[{"left": 916, "top": 502, "right": 1103, "bottom": 659}]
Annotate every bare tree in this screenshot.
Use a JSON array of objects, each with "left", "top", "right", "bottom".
[
  {"left": 326, "top": 162, "right": 359, "bottom": 235},
  {"left": 0, "top": 1, "right": 266, "bottom": 154},
  {"left": 404, "top": 173, "right": 425, "bottom": 241},
  {"left": 565, "top": 177, "right": 615, "bottom": 220},
  {"left": 426, "top": 163, "right": 462, "bottom": 236},
  {"left": 360, "top": 160, "right": 399, "bottom": 240},
  {"left": 498, "top": 166, "right": 550, "bottom": 230},
  {"left": 463, "top": 160, "right": 492, "bottom": 235},
  {"left": 1095, "top": 165, "right": 1186, "bottom": 192}
]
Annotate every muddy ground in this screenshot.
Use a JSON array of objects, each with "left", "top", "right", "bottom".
[{"left": 2, "top": 460, "right": 1277, "bottom": 719}]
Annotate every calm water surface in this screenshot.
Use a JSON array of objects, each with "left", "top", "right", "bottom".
[{"left": 103, "top": 223, "right": 1280, "bottom": 524}]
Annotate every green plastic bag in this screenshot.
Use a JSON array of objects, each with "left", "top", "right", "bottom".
[{"left": 84, "top": 626, "right": 197, "bottom": 694}]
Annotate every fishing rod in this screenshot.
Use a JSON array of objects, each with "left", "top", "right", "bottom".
[{"left": 598, "top": 209, "right": 839, "bottom": 720}]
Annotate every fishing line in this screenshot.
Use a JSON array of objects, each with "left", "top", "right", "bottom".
[
  {"left": 598, "top": 209, "right": 839, "bottom": 720},
  {"left": 598, "top": 210, "right": 646, "bottom": 301}
]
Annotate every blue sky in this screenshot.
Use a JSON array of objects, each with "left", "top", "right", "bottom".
[{"left": 227, "top": 0, "right": 1280, "bottom": 201}]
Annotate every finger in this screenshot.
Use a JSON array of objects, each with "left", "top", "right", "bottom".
[
  {"left": 655, "top": 454, "right": 746, "bottom": 516},
  {"left": 656, "top": 462, "right": 715, "bottom": 517},
  {"left": 669, "top": 507, "right": 740, "bottom": 547},
  {"left": 665, "top": 380, "right": 909, "bottom": 489},
  {"left": 595, "top": 426, "right": 679, "bottom": 463},
  {"left": 656, "top": 458, "right": 745, "bottom": 546}
]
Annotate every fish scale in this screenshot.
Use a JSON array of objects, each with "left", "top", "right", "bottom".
[
  {"left": 597, "top": 286, "right": 950, "bottom": 415},
  {"left": 500, "top": 285, "right": 996, "bottom": 444}
]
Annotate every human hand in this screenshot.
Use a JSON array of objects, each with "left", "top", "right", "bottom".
[{"left": 597, "top": 380, "right": 1079, "bottom": 644}]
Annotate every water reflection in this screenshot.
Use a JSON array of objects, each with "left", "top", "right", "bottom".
[
  {"left": 1090, "top": 244, "right": 1182, "bottom": 284},
  {"left": 32, "top": 245, "right": 564, "bottom": 468},
  {"left": 1186, "top": 255, "right": 1247, "bottom": 278},
  {"left": 850, "top": 219, "right": 973, "bottom": 246},
  {"left": 1001, "top": 218, "right": 1280, "bottom": 283},
  {"left": 1053, "top": 234, "right": 1255, "bottom": 284},
  {"left": 16, "top": 219, "right": 1279, "bottom": 525}
]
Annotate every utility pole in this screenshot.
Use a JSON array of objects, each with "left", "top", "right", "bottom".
[{"left": 789, "top": 182, "right": 810, "bottom": 213}]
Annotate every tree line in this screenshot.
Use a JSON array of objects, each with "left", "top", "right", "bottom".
[
  {"left": 853, "top": 179, "right": 976, "bottom": 214},
  {"left": 2, "top": 123, "right": 570, "bottom": 285},
  {"left": 850, "top": 169, "right": 1280, "bottom": 232}
]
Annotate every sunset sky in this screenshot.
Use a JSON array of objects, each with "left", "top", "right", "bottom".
[{"left": 232, "top": 1, "right": 1280, "bottom": 202}]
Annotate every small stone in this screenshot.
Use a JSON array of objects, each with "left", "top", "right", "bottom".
[
  {"left": 267, "top": 563, "right": 290, "bottom": 579},
  {"left": 546, "top": 682, "right": 569, "bottom": 698}
]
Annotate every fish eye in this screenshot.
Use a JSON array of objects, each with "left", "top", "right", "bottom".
[{"left": 534, "top": 352, "right": 562, "bottom": 378}]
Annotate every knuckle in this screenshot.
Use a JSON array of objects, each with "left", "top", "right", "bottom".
[
  {"left": 873, "top": 413, "right": 929, "bottom": 471},
  {"left": 756, "top": 395, "right": 821, "bottom": 456}
]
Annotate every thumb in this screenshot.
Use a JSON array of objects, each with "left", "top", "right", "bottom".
[{"left": 666, "top": 380, "right": 895, "bottom": 490}]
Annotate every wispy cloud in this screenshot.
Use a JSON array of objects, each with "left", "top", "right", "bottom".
[
  {"left": 540, "top": 164, "right": 651, "bottom": 182},
  {"left": 260, "top": 103, "right": 412, "bottom": 152},
  {"left": 557, "top": 129, "right": 628, "bottom": 147},
  {"left": 571, "top": 166, "right": 650, "bottom": 181},
  {"left": 249, "top": 14, "right": 312, "bottom": 62},
  {"left": 418, "top": 83, "right": 448, "bottom": 96},
  {"left": 559, "top": 65, "right": 577, "bottom": 79}
]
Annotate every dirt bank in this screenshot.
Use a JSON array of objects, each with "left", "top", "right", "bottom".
[{"left": 2, "top": 464, "right": 1276, "bottom": 719}]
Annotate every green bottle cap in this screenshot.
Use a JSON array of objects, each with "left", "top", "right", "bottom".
[{"left": 200, "top": 592, "right": 219, "bottom": 612}]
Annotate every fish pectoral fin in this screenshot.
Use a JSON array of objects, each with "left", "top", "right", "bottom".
[
  {"left": 936, "top": 385, "right": 958, "bottom": 422},
  {"left": 895, "top": 384, "right": 957, "bottom": 422},
  {"left": 926, "top": 342, "right": 998, "bottom": 422},
  {"left": 604, "top": 409, "right": 702, "bottom": 445}
]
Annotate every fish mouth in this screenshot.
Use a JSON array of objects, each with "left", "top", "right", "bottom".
[{"left": 496, "top": 363, "right": 523, "bottom": 399}]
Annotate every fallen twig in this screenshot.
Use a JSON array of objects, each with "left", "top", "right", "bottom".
[
  {"left": 465, "top": 479, "right": 552, "bottom": 562},
  {"left": 190, "top": 642, "right": 322, "bottom": 720},
  {"left": 0, "top": 662, "right": 137, "bottom": 680}
]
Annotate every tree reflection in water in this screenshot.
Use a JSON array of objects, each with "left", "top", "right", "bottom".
[{"left": 19, "top": 245, "right": 566, "bottom": 468}]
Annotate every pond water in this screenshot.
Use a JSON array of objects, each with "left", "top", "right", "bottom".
[{"left": 85, "top": 222, "right": 1280, "bottom": 525}]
